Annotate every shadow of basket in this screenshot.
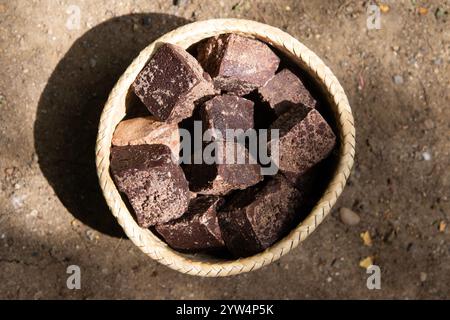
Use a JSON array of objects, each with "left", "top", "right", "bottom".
[{"left": 34, "top": 13, "right": 189, "bottom": 237}]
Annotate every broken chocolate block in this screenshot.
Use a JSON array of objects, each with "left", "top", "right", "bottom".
[
  {"left": 155, "top": 196, "right": 224, "bottom": 251},
  {"left": 201, "top": 94, "right": 254, "bottom": 140},
  {"left": 183, "top": 142, "right": 262, "bottom": 195},
  {"left": 218, "top": 175, "right": 302, "bottom": 257},
  {"left": 259, "top": 68, "right": 317, "bottom": 116},
  {"left": 112, "top": 116, "right": 180, "bottom": 161},
  {"left": 132, "top": 43, "right": 216, "bottom": 123},
  {"left": 198, "top": 34, "right": 280, "bottom": 95},
  {"left": 270, "top": 107, "right": 336, "bottom": 182},
  {"left": 110, "top": 144, "right": 190, "bottom": 227}
]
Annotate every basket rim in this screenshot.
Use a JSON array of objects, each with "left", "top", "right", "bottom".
[{"left": 95, "top": 18, "right": 355, "bottom": 277}]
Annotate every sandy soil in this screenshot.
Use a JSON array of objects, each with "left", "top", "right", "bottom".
[{"left": 0, "top": 0, "right": 449, "bottom": 299}]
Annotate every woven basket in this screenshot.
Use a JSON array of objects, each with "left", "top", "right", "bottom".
[{"left": 96, "top": 19, "right": 355, "bottom": 277}]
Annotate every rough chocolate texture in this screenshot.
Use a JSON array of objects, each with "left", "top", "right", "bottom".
[
  {"left": 270, "top": 107, "right": 336, "bottom": 180},
  {"left": 259, "top": 68, "right": 317, "bottom": 116},
  {"left": 218, "top": 175, "right": 302, "bottom": 257},
  {"left": 155, "top": 196, "right": 224, "bottom": 251},
  {"left": 110, "top": 144, "right": 190, "bottom": 227},
  {"left": 201, "top": 94, "right": 254, "bottom": 140},
  {"left": 183, "top": 142, "right": 262, "bottom": 195},
  {"left": 198, "top": 34, "right": 280, "bottom": 95},
  {"left": 112, "top": 116, "right": 180, "bottom": 160},
  {"left": 132, "top": 43, "right": 215, "bottom": 123}
]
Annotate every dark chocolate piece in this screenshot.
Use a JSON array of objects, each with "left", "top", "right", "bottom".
[
  {"left": 259, "top": 68, "right": 317, "bottom": 116},
  {"left": 110, "top": 144, "right": 190, "bottom": 227},
  {"left": 155, "top": 196, "right": 224, "bottom": 251},
  {"left": 197, "top": 34, "right": 280, "bottom": 95},
  {"left": 218, "top": 175, "right": 302, "bottom": 257},
  {"left": 183, "top": 142, "right": 262, "bottom": 195},
  {"left": 132, "top": 43, "right": 216, "bottom": 123},
  {"left": 269, "top": 107, "right": 336, "bottom": 181},
  {"left": 201, "top": 94, "right": 254, "bottom": 140}
]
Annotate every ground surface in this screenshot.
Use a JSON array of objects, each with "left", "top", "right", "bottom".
[{"left": 0, "top": 0, "right": 449, "bottom": 299}]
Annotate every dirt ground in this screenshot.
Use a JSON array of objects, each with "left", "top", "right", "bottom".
[{"left": 0, "top": 0, "right": 449, "bottom": 299}]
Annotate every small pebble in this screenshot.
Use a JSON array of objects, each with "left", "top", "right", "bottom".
[
  {"left": 10, "top": 194, "right": 25, "bottom": 209},
  {"left": 420, "top": 272, "right": 427, "bottom": 282},
  {"left": 433, "top": 58, "right": 443, "bottom": 65},
  {"left": 435, "top": 7, "right": 447, "bottom": 20},
  {"left": 339, "top": 207, "right": 361, "bottom": 226},
  {"left": 424, "top": 119, "right": 435, "bottom": 130},
  {"left": 393, "top": 75, "right": 404, "bottom": 85},
  {"left": 89, "top": 58, "right": 97, "bottom": 68},
  {"left": 86, "top": 230, "right": 97, "bottom": 241},
  {"left": 29, "top": 209, "right": 38, "bottom": 217},
  {"left": 422, "top": 151, "right": 432, "bottom": 161}
]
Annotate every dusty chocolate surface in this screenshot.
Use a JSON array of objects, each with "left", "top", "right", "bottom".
[
  {"left": 110, "top": 144, "right": 189, "bottom": 227},
  {"left": 183, "top": 141, "right": 262, "bottom": 195},
  {"left": 132, "top": 43, "right": 215, "bottom": 123},
  {"left": 155, "top": 196, "right": 224, "bottom": 251},
  {"left": 270, "top": 107, "right": 336, "bottom": 182},
  {"left": 218, "top": 175, "right": 302, "bottom": 257},
  {"left": 259, "top": 68, "right": 318, "bottom": 116},
  {"left": 198, "top": 34, "right": 280, "bottom": 95},
  {"left": 112, "top": 116, "right": 180, "bottom": 160},
  {"left": 201, "top": 94, "right": 254, "bottom": 140}
]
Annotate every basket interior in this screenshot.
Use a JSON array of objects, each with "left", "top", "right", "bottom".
[{"left": 116, "top": 35, "right": 341, "bottom": 262}]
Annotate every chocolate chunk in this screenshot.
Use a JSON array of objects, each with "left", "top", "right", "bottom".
[
  {"left": 270, "top": 107, "right": 336, "bottom": 181},
  {"left": 259, "top": 68, "right": 317, "bottom": 116},
  {"left": 218, "top": 175, "right": 302, "bottom": 257},
  {"left": 155, "top": 196, "right": 224, "bottom": 251},
  {"left": 112, "top": 116, "right": 180, "bottom": 161},
  {"left": 198, "top": 34, "right": 280, "bottom": 95},
  {"left": 132, "top": 43, "right": 216, "bottom": 123},
  {"left": 201, "top": 94, "right": 254, "bottom": 140},
  {"left": 183, "top": 142, "right": 262, "bottom": 195},
  {"left": 110, "top": 144, "right": 190, "bottom": 227}
]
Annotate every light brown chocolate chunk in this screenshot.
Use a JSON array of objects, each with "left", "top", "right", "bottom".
[
  {"left": 155, "top": 196, "right": 224, "bottom": 252},
  {"left": 112, "top": 116, "right": 180, "bottom": 161},
  {"left": 259, "top": 68, "right": 317, "bottom": 116},
  {"left": 269, "top": 107, "right": 336, "bottom": 180},
  {"left": 197, "top": 34, "right": 280, "bottom": 95},
  {"left": 132, "top": 43, "right": 216, "bottom": 123},
  {"left": 110, "top": 144, "right": 190, "bottom": 227}
]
